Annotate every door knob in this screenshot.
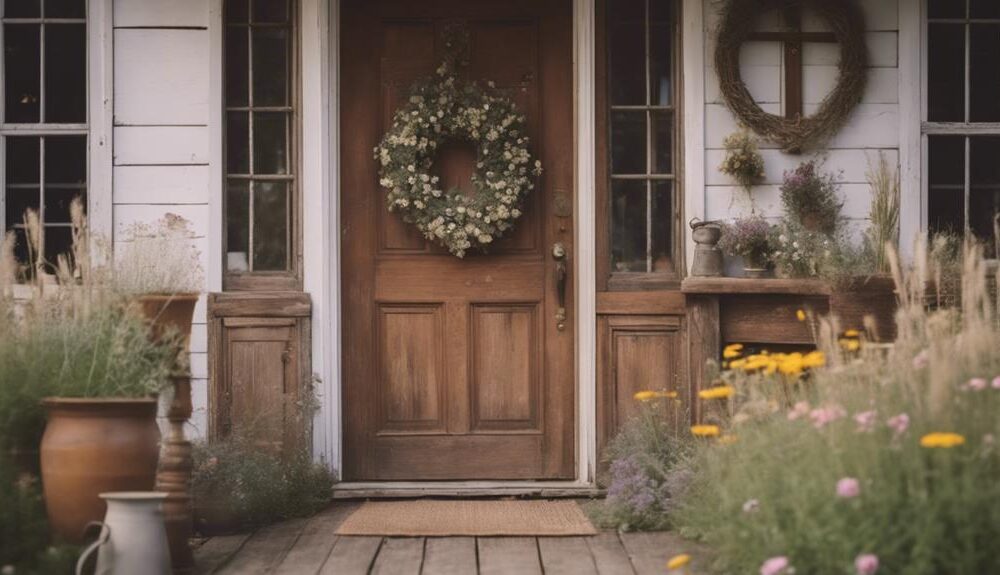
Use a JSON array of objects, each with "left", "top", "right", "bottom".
[{"left": 552, "top": 243, "right": 568, "bottom": 331}]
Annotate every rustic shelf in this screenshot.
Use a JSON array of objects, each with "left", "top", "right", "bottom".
[{"left": 681, "top": 277, "right": 832, "bottom": 296}]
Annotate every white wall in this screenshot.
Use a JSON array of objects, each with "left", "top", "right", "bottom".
[
  {"left": 699, "top": 0, "right": 905, "bottom": 236},
  {"left": 111, "top": 0, "right": 215, "bottom": 438}
]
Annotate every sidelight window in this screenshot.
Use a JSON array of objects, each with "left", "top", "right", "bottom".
[
  {"left": 1, "top": 0, "right": 88, "bottom": 273},
  {"left": 224, "top": 0, "right": 298, "bottom": 289},
  {"left": 925, "top": 0, "right": 1000, "bottom": 257}
]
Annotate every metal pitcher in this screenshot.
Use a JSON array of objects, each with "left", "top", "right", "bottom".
[
  {"left": 76, "top": 492, "right": 172, "bottom": 575},
  {"left": 690, "top": 219, "right": 725, "bottom": 277}
]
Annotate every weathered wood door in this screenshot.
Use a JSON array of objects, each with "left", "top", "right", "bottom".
[{"left": 341, "top": 0, "right": 574, "bottom": 480}]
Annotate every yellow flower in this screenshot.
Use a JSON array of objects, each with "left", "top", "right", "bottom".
[
  {"left": 667, "top": 554, "right": 692, "bottom": 571},
  {"left": 727, "top": 358, "right": 747, "bottom": 370},
  {"left": 717, "top": 435, "right": 739, "bottom": 445},
  {"left": 796, "top": 309, "right": 807, "bottom": 322},
  {"left": 920, "top": 432, "right": 966, "bottom": 449},
  {"left": 839, "top": 338, "right": 861, "bottom": 352},
  {"left": 802, "top": 351, "right": 826, "bottom": 369},
  {"left": 843, "top": 329, "right": 861, "bottom": 338},
  {"left": 691, "top": 425, "right": 721, "bottom": 437},
  {"left": 723, "top": 343, "right": 744, "bottom": 359},
  {"left": 634, "top": 390, "right": 678, "bottom": 402},
  {"left": 699, "top": 386, "right": 735, "bottom": 400}
]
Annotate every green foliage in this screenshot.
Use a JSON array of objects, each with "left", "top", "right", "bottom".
[
  {"left": 0, "top": 457, "right": 78, "bottom": 575},
  {"left": 865, "top": 153, "right": 901, "bottom": 274},
  {"left": 675, "top": 247, "right": 1000, "bottom": 574},
  {"left": 192, "top": 435, "right": 335, "bottom": 533}
]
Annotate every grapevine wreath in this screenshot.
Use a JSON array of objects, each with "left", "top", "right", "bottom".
[
  {"left": 374, "top": 63, "right": 542, "bottom": 257},
  {"left": 714, "top": 0, "right": 868, "bottom": 152}
]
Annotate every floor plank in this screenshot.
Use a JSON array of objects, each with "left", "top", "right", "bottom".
[
  {"left": 585, "top": 532, "right": 636, "bottom": 575},
  {"left": 619, "top": 532, "right": 689, "bottom": 575},
  {"left": 216, "top": 518, "right": 309, "bottom": 575},
  {"left": 193, "top": 534, "right": 251, "bottom": 575},
  {"left": 421, "top": 537, "right": 477, "bottom": 575},
  {"left": 272, "top": 503, "right": 359, "bottom": 574},
  {"left": 477, "top": 537, "right": 541, "bottom": 575},
  {"left": 319, "top": 536, "right": 384, "bottom": 575},
  {"left": 371, "top": 538, "right": 426, "bottom": 575},
  {"left": 538, "top": 537, "right": 599, "bottom": 575}
]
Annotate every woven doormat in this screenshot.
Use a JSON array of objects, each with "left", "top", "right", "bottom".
[{"left": 335, "top": 500, "right": 597, "bottom": 537}]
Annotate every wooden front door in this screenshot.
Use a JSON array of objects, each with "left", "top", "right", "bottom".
[{"left": 341, "top": 0, "right": 574, "bottom": 481}]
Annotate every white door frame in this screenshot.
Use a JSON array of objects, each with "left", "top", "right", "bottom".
[{"left": 301, "top": 0, "right": 599, "bottom": 491}]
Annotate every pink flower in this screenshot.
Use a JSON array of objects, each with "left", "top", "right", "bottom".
[
  {"left": 912, "top": 349, "right": 929, "bottom": 369},
  {"left": 760, "top": 556, "right": 792, "bottom": 575},
  {"left": 837, "top": 477, "right": 861, "bottom": 499},
  {"left": 966, "top": 378, "right": 988, "bottom": 391},
  {"left": 854, "top": 410, "right": 878, "bottom": 433},
  {"left": 887, "top": 413, "right": 910, "bottom": 436},
  {"left": 992, "top": 376, "right": 1000, "bottom": 390},
  {"left": 810, "top": 405, "right": 847, "bottom": 429},
  {"left": 787, "top": 401, "right": 811, "bottom": 421},
  {"left": 743, "top": 499, "right": 760, "bottom": 514},
  {"left": 855, "top": 553, "right": 879, "bottom": 575}
]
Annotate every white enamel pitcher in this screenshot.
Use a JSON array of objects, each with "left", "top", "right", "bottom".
[{"left": 76, "top": 492, "right": 172, "bottom": 575}]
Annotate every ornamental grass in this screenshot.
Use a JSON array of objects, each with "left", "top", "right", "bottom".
[{"left": 674, "top": 241, "right": 1000, "bottom": 574}]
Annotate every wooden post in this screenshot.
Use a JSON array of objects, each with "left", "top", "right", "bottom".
[
  {"left": 686, "top": 295, "right": 720, "bottom": 426},
  {"left": 156, "top": 374, "right": 195, "bottom": 573}
]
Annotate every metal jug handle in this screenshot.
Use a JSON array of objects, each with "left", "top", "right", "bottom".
[{"left": 76, "top": 522, "right": 110, "bottom": 575}]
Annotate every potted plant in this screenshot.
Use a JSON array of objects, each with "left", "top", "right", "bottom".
[
  {"left": 719, "top": 215, "right": 773, "bottom": 278},
  {"left": 0, "top": 205, "right": 176, "bottom": 543},
  {"left": 779, "top": 160, "right": 842, "bottom": 235},
  {"left": 719, "top": 130, "right": 765, "bottom": 209}
]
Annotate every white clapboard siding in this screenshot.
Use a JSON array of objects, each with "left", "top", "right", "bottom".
[
  {"left": 705, "top": 183, "right": 878, "bottom": 221},
  {"left": 114, "top": 29, "right": 210, "bottom": 126},
  {"left": 804, "top": 66, "right": 899, "bottom": 105},
  {"left": 114, "top": 126, "right": 210, "bottom": 165},
  {"left": 114, "top": 165, "right": 210, "bottom": 205},
  {"left": 705, "top": 149, "right": 900, "bottom": 187},
  {"left": 113, "top": 205, "right": 210, "bottom": 239},
  {"left": 115, "top": 0, "right": 209, "bottom": 28}
]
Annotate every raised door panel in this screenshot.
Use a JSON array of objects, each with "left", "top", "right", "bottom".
[
  {"left": 470, "top": 304, "right": 541, "bottom": 431},
  {"left": 376, "top": 304, "right": 447, "bottom": 433}
]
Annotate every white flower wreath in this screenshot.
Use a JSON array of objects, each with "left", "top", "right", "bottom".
[{"left": 374, "top": 63, "right": 542, "bottom": 257}]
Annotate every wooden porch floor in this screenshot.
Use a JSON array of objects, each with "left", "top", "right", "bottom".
[{"left": 193, "top": 500, "right": 707, "bottom": 575}]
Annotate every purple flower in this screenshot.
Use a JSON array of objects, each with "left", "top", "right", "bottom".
[
  {"left": 760, "top": 556, "right": 792, "bottom": 575},
  {"left": 606, "top": 455, "right": 661, "bottom": 514},
  {"left": 855, "top": 553, "right": 879, "bottom": 575},
  {"left": 912, "top": 349, "right": 929, "bottom": 370},
  {"left": 887, "top": 413, "right": 910, "bottom": 436},
  {"left": 810, "top": 405, "right": 847, "bottom": 429},
  {"left": 992, "top": 376, "right": 1000, "bottom": 390},
  {"left": 966, "top": 378, "right": 988, "bottom": 391},
  {"left": 854, "top": 410, "right": 878, "bottom": 433},
  {"left": 787, "top": 401, "right": 810, "bottom": 421},
  {"left": 837, "top": 477, "right": 861, "bottom": 499}
]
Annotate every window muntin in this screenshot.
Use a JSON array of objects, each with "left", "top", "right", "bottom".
[
  {"left": 224, "top": 0, "right": 296, "bottom": 285},
  {"left": 607, "top": 0, "right": 678, "bottom": 276},
  {"left": 1, "top": 0, "right": 88, "bottom": 273}
]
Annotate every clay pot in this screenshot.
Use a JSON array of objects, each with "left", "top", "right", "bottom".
[
  {"left": 134, "top": 293, "right": 199, "bottom": 351},
  {"left": 40, "top": 398, "right": 160, "bottom": 543},
  {"left": 827, "top": 275, "right": 898, "bottom": 342}
]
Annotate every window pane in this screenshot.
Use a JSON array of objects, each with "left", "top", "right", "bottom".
[
  {"left": 970, "top": 137, "right": 1000, "bottom": 257},
  {"left": 44, "top": 24, "right": 87, "bottom": 123},
  {"left": 928, "top": 136, "right": 966, "bottom": 237},
  {"left": 971, "top": 0, "right": 1000, "bottom": 19},
  {"left": 5, "top": 187, "right": 39, "bottom": 227},
  {"left": 252, "top": 27, "right": 289, "bottom": 107},
  {"left": 4, "top": 1, "right": 41, "bottom": 18},
  {"left": 928, "top": 0, "right": 966, "bottom": 19},
  {"left": 44, "top": 136, "right": 87, "bottom": 184},
  {"left": 226, "top": 179, "right": 250, "bottom": 271},
  {"left": 44, "top": 188, "right": 82, "bottom": 223},
  {"left": 44, "top": 226, "right": 72, "bottom": 266},
  {"left": 226, "top": 0, "right": 249, "bottom": 23},
  {"left": 651, "top": 110, "right": 673, "bottom": 174},
  {"left": 4, "top": 24, "right": 41, "bottom": 123},
  {"left": 927, "top": 24, "right": 966, "bottom": 122},
  {"left": 609, "top": 0, "right": 645, "bottom": 106},
  {"left": 611, "top": 111, "right": 645, "bottom": 174},
  {"left": 970, "top": 24, "right": 1000, "bottom": 122},
  {"left": 651, "top": 181, "right": 673, "bottom": 273},
  {"left": 252, "top": 181, "right": 288, "bottom": 271},
  {"left": 227, "top": 111, "right": 250, "bottom": 173},
  {"left": 611, "top": 179, "right": 647, "bottom": 272},
  {"left": 253, "top": 112, "right": 288, "bottom": 174},
  {"left": 6, "top": 137, "right": 40, "bottom": 184},
  {"left": 649, "top": 1, "right": 672, "bottom": 106},
  {"left": 226, "top": 26, "right": 249, "bottom": 107},
  {"left": 45, "top": 0, "right": 85, "bottom": 19},
  {"left": 252, "top": 0, "right": 288, "bottom": 23},
  {"left": 11, "top": 228, "right": 30, "bottom": 270}
]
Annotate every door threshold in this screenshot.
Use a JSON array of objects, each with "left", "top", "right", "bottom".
[{"left": 333, "top": 480, "right": 603, "bottom": 499}]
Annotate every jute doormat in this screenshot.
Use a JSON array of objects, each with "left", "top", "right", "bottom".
[{"left": 335, "top": 500, "right": 597, "bottom": 537}]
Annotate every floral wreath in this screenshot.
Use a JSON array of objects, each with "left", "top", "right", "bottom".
[{"left": 374, "top": 62, "right": 542, "bottom": 257}]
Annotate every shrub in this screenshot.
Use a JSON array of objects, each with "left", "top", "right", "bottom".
[
  {"left": 0, "top": 457, "right": 78, "bottom": 574},
  {"left": 674, "top": 245, "right": 1000, "bottom": 574}
]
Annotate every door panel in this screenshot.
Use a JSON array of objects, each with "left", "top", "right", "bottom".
[{"left": 342, "top": 0, "right": 574, "bottom": 480}]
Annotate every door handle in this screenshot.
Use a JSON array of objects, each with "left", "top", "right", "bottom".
[{"left": 552, "top": 243, "right": 568, "bottom": 331}]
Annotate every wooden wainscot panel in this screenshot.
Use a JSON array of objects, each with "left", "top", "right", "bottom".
[
  {"left": 208, "top": 293, "right": 312, "bottom": 453},
  {"left": 597, "top": 315, "right": 685, "bottom": 467},
  {"left": 719, "top": 294, "right": 828, "bottom": 346}
]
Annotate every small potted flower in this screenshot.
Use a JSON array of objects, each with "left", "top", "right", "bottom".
[
  {"left": 719, "top": 215, "right": 773, "bottom": 278},
  {"left": 779, "top": 160, "right": 842, "bottom": 235}
]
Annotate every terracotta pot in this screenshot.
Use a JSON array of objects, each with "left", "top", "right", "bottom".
[
  {"left": 827, "top": 275, "right": 898, "bottom": 342},
  {"left": 134, "top": 293, "right": 199, "bottom": 351},
  {"left": 40, "top": 398, "right": 160, "bottom": 543}
]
